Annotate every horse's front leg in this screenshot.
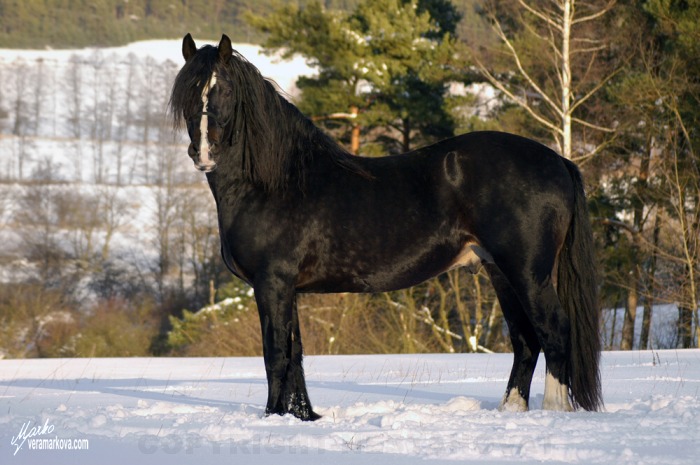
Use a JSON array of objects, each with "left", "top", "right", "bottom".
[{"left": 254, "top": 275, "right": 320, "bottom": 421}]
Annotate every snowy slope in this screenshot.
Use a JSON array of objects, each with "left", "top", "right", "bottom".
[
  {"left": 0, "top": 40, "right": 314, "bottom": 289},
  {"left": 0, "top": 39, "right": 313, "bottom": 183},
  {"left": 1, "top": 350, "right": 698, "bottom": 464}
]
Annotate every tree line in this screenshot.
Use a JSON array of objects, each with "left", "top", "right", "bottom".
[
  {"left": 0, "top": 0, "right": 697, "bottom": 358},
  {"left": 0, "top": 0, "right": 484, "bottom": 48},
  {"left": 1, "top": 0, "right": 263, "bottom": 48}
]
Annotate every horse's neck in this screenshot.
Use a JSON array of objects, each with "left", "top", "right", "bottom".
[
  {"left": 205, "top": 160, "right": 249, "bottom": 201},
  {"left": 205, "top": 99, "right": 342, "bottom": 199}
]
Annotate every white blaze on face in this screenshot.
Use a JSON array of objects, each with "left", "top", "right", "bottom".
[{"left": 198, "top": 71, "right": 218, "bottom": 168}]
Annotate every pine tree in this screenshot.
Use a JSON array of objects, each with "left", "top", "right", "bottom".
[{"left": 251, "top": 0, "right": 462, "bottom": 154}]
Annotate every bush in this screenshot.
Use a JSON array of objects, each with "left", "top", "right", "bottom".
[
  {"left": 165, "top": 280, "right": 508, "bottom": 357},
  {"left": 0, "top": 283, "right": 78, "bottom": 358},
  {"left": 168, "top": 284, "right": 262, "bottom": 356},
  {"left": 70, "top": 298, "right": 158, "bottom": 357}
]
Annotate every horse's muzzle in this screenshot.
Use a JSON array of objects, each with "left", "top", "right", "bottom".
[
  {"left": 195, "top": 161, "right": 218, "bottom": 173},
  {"left": 188, "top": 143, "right": 218, "bottom": 173}
]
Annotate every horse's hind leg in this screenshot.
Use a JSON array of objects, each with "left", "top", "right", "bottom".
[
  {"left": 534, "top": 283, "right": 574, "bottom": 412},
  {"left": 485, "top": 263, "right": 541, "bottom": 412},
  {"left": 254, "top": 276, "right": 320, "bottom": 421},
  {"left": 498, "top": 261, "right": 574, "bottom": 412}
]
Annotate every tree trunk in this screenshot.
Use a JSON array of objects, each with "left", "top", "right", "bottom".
[
  {"left": 621, "top": 282, "right": 637, "bottom": 350},
  {"left": 561, "top": 0, "right": 573, "bottom": 159},
  {"left": 639, "top": 212, "right": 660, "bottom": 350},
  {"left": 485, "top": 300, "right": 504, "bottom": 350},
  {"left": 350, "top": 106, "right": 360, "bottom": 154},
  {"left": 679, "top": 304, "right": 693, "bottom": 348},
  {"left": 402, "top": 117, "right": 411, "bottom": 153}
]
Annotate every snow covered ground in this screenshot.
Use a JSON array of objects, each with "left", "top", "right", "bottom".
[{"left": 1, "top": 350, "right": 698, "bottom": 464}]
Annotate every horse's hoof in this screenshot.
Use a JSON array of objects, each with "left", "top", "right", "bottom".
[
  {"left": 288, "top": 392, "right": 321, "bottom": 421},
  {"left": 304, "top": 410, "right": 322, "bottom": 421},
  {"left": 265, "top": 404, "right": 321, "bottom": 421}
]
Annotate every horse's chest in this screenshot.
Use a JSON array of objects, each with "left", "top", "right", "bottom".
[{"left": 220, "top": 240, "right": 253, "bottom": 285}]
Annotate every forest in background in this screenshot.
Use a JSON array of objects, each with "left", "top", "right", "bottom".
[
  {"left": 0, "top": 0, "right": 697, "bottom": 358},
  {"left": 0, "top": 0, "right": 488, "bottom": 48}
]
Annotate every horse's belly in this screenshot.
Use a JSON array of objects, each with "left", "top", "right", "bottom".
[{"left": 297, "top": 241, "right": 491, "bottom": 294}]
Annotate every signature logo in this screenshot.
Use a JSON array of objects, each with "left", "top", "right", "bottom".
[{"left": 10, "top": 419, "right": 55, "bottom": 456}]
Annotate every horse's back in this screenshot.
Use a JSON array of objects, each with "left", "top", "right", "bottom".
[
  {"left": 343, "top": 131, "right": 571, "bottom": 188},
  {"left": 377, "top": 131, "right": 576, "bottom": 218},
  {"left": 443, "top": 131, "right": 570, "bottom": 180}
]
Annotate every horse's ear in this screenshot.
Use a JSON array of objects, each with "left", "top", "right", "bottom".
[
  {"left": 182, "top": 33, "right": 197, "bottom": 62},
  {"left": 218, "top": 34, "right": 233, "bottom": 64}
]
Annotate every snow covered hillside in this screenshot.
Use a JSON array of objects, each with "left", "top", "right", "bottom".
[
  {"left": 0, "top": 40, "right": 313, "bottom": 183},
  {"left": 0, "top": 40, "right": 314, "bottom": 299},
  {"left": 1, "top": 350, "right": 698, "bottom": 464}
]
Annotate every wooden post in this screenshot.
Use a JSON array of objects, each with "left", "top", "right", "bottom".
[
  {"left": 209, "top": 279, "right": 216, "bottom": 307},
  {"left": 350, "top": 106, "right": 360, "bottom": 155},
  {"left": 312, "top": 106, "right": 360, "bottom": 154}
]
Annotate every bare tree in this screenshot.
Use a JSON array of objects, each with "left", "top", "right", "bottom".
[
  {"left": 473, "top": 0, "right": 618, "bottom": 160},
  {"left": 151, "top": 149, "right": 188, "bottom": 301},
  {"left": 178, "top": 186, "right": 221, "bottom": 305},
  {"left": 9, "top": 59, "right": 32, "bottom": 180},
  {"left": 88, "top": 52, "right": 106, "bottom": 184},
  {"left": 598, "top": 40, "right": 699, "bottom": 349},
  {"left": 31, "top": 58, "right": 46, "bottom": 136},
  {"left": 117, "top": 55, "right": 139, "bottom": 186},
  {"left": 99, "top": 186, "right": 130, "bottom": 262},
  {"left": 14, "top": 183, "right": 65, "bottom": 286},
  {"left": 65, "top": 56, "right": 84, "bottom": 180},
  {"left": 139, "top": 57, "right": 156, "bottom": 183},
  {"left": 662, "top": 129, "right": 699, "bottom": 347},
  {"left": 0, "top": 61, "right": 6, "bottom": 134}
]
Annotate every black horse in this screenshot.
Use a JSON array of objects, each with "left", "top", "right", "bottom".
[{"left": 170, "top": 34, "right": 602, "bottom": 421}]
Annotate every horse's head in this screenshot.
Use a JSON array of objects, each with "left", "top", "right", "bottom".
[
  {"left": 172, "top": 33, "right": 316, "bottom": 192},
  {"left": 172, "top": 34, "right": 235, "bottom": 173}
]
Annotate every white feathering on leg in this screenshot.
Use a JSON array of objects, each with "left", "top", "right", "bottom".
[{"left": 543, "top": 371, "right": 574, "bottom": 411}]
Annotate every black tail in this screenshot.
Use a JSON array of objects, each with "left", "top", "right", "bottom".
[{"left": 557, "top": 160, "right": 603, "bottom": 411}]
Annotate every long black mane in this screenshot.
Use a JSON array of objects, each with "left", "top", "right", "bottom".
[{"left": 169, "top": 45, "right": 364, "bottom": 192}]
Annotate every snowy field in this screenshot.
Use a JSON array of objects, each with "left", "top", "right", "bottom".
[{"left": 1, "top": 350, "right": 698, "bottom": 464}]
